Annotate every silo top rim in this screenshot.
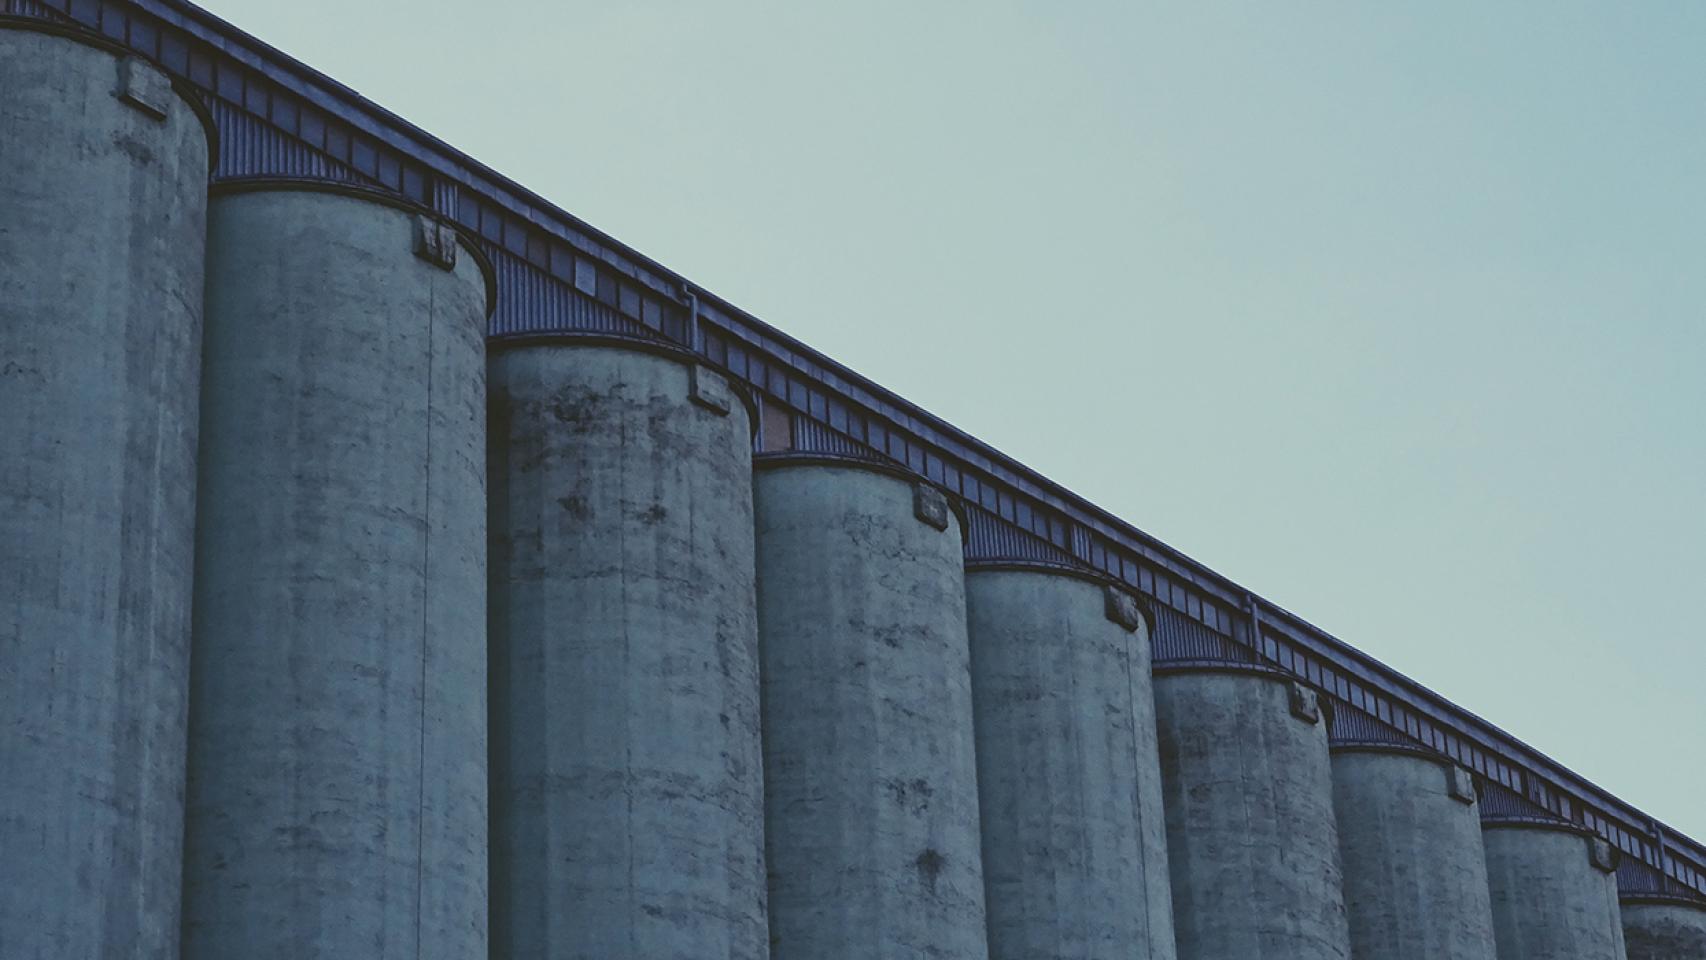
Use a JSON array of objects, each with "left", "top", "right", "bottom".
[
  {"left": 211, "top": 175, "right": 498, "bottom": 319},
  {"left": 753, "top": 451, "right": 972, "bottom": 542},
  {"left": 1, "top": 15, "right": 220, "bottom": 169},
  {"left": 1328, "top": 739, "right": 1452, "bottom": 762},
  {"left": 1619, "top": 893, "right": 1706, "bottom": 910},
  {"left": 1478, "top": 813, "right": 1595, "bottom": 836},
  {"left": 754, "top": 449, "right": 920, "bottom": 481},
  {"left": 1150, "top": 658, "right": 1297, "bottom": 683},
  {"left": 963, "top": 558, "right": 1124, "bottom": 590},
  {"left": 490, "top": 331, "right": 761, "bottom": 436}
]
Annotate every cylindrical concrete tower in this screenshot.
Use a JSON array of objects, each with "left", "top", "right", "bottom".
[
  {"left": 182, "top": 182, "right": 491, "bottom": 959},
  {"left": 965, "top": 565, "right": 1176, "bottom": 960},
  {"left": 0, "top": 22, "right": 212, "bottom": 960},
  {"left": 486, "top": 338, "right": 768, "bottom": 960},
  {"left": 1152, "top": 667, "right": 1352, "bottom": 960},
  {"left": 754, "top": 457, "right": 989, "bottom": 960},
  {"left": 1481, "top": 822, "right": 1628, "bottom": 960},
  {"left": 1620, "top": 897, "right": 1706, "bottom": 960},
  {"left": 1329, "top": 747, "right": 1497, "bottom": 960}
]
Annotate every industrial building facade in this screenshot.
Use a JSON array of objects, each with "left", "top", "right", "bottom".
[{"left": 0, "top": 2, "right": 1702, "bottom": 958}]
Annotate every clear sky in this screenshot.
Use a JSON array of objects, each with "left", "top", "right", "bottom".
[{"left": 197, "top": 1, "right": 1706, "bottom": 840}]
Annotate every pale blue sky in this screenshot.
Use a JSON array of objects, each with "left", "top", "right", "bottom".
[{"left": 200, "top": 1, "right": 1706, "bottom": 839}]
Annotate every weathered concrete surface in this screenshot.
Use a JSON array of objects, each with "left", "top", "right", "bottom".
[
  {"left": 1621, "top": 899, "right": 1706, "bottom": 960},
  {"left": 487, "top": 344, "right": 767, "bottom": 960},
  {"left": 965, "top": 569, "right": 1176, "bottom": 960},
  {"left": 1482, "top": 826, "right": 1628, "bottom": 960},
  {"left": 0, "top": 26, "right": 208, "bottom": 960},
  {"left": 1153, "top": 670, "right": 1351, "bottom": 960},
  {"left": 754, "top": 463, "right": 989, "bottom": 960},
  {"left": 1330, "top": 750, "right": 1497, "bottom": 960},
  {"left": 182, "top": 188, "right": 489, "bottom": 960}
]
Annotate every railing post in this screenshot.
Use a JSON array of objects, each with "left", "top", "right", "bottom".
[{"left": 1245, "top": 592, "right": 1266, "bottom": 656}]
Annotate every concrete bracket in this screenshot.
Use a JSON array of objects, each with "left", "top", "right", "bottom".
[
  {"left": 913, "top": 484, "right": 950, "bottom": 531},
  {"left": 1104, "top": 586, "right": 1144, "bottom": 633},
  {"left": 118, "top": 57, "right": 170, "bottom": 121},
  {"left": 1447, "top": 765, "right": 1478, "bottom": 805},
  {"left": 1289, "top": 683, "right": 1321, "bottom": 725},
  {"left": 413, "top": 215, "right": 459, "bottom": 270},
  {"left": 1590, "top": 837, "right": 1619, "bottom": 873},
  {"left": 689, "top": 365, "right": 733, "bottom": 416}
]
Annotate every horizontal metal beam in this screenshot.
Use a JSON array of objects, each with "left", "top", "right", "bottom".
[{"left": 12, "top": 0, "right": 1701, "bottom": 902}]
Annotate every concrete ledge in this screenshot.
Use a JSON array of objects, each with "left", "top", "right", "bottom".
[
  {"left": 1590, "top": 837, "right": 1620, "bottom": 874},
  {"left": 118, "top": 56, "right": 170, "bottom": 120},
  {"left": 1290, "top": 682, "right": 1322, "bottom": 724},
  {"left": 412, "top": 213, "right": 458, "bottom": 270},
  {"left": 1103, "top": 585, "right": 1145, "bottom": 633},
  {"left": 913, "top": 482, "right": 951, "bottom": 531},
  {"left": 1449, "top": 765, "right": 1479, "bottom": 805},
  {"left": 688, "top": 364, "right": 734, "bottom": 416}
]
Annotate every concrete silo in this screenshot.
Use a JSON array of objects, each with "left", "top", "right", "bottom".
[
  {"left": 0, "top": 21, "right": 212, "bottom": 960},
  {"left": 964, "top": 565, "right": 1176, "bottom": 959},
  {"left": 1329, "top": 745, "right": 1498, "bottom": 960},
  {"left": 1152, "top": 666, "right": 1351, "bottom": 960},
  {"left": 486, "top": 338, "right": 769, "bottom": 959},
  {"left": 1481, "top": 804, "right": 1628, "bottom": 960},
  {"left": 754, "top": 457, "right": 989, "bottom": 960},
  {"left": 1620, "top": 897, "right": 1706, "bottom": 960},
  {"left": 181, "top": 182, "right": 492, "bottom": 960}
]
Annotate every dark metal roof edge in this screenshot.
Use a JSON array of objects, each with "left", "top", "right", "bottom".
[
  {"left": 138, "top": 0, "right": 1637, "bottom": 837},
  {"left": 120, "top": 2, "right": 1622, "bottom": 804},
  {"left": 45, "top": 0, "right": 1704, "bottom": 890},
  {"left": 134, "top": 0, "right": 708, "bottom": 293},
  {"left": 119, "top": 2, "right": 1243, "bottom": 602}
]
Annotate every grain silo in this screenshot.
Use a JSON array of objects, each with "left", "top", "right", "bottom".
[
  {"left": 181, "top": 183, "right": 491, "bottom": 960},
  {"left": 0, "top": 20, "right": 211, "bottom": 959}
]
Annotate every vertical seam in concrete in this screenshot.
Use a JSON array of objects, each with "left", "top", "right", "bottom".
[
  {"left": 143, "top": 224, "right": 172, "bottom": 947},
  {"left": 414, "top": 273, "right": 436, "bottom": 960},
  {"left": 619, "top": 385, "right": 636, "bottom": 959},
  {"left": 1058, "top": 611, "right": 1081, "bottom": 946},
  {"left": 110, "top": 186, "right": 146, "bottom": 955},
  {"left": 1240, "top": 688, "right": 1265, "bottom": 946},
  {"left": 1122, "top": 624, "right": 1152, "bottom": 952}
]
